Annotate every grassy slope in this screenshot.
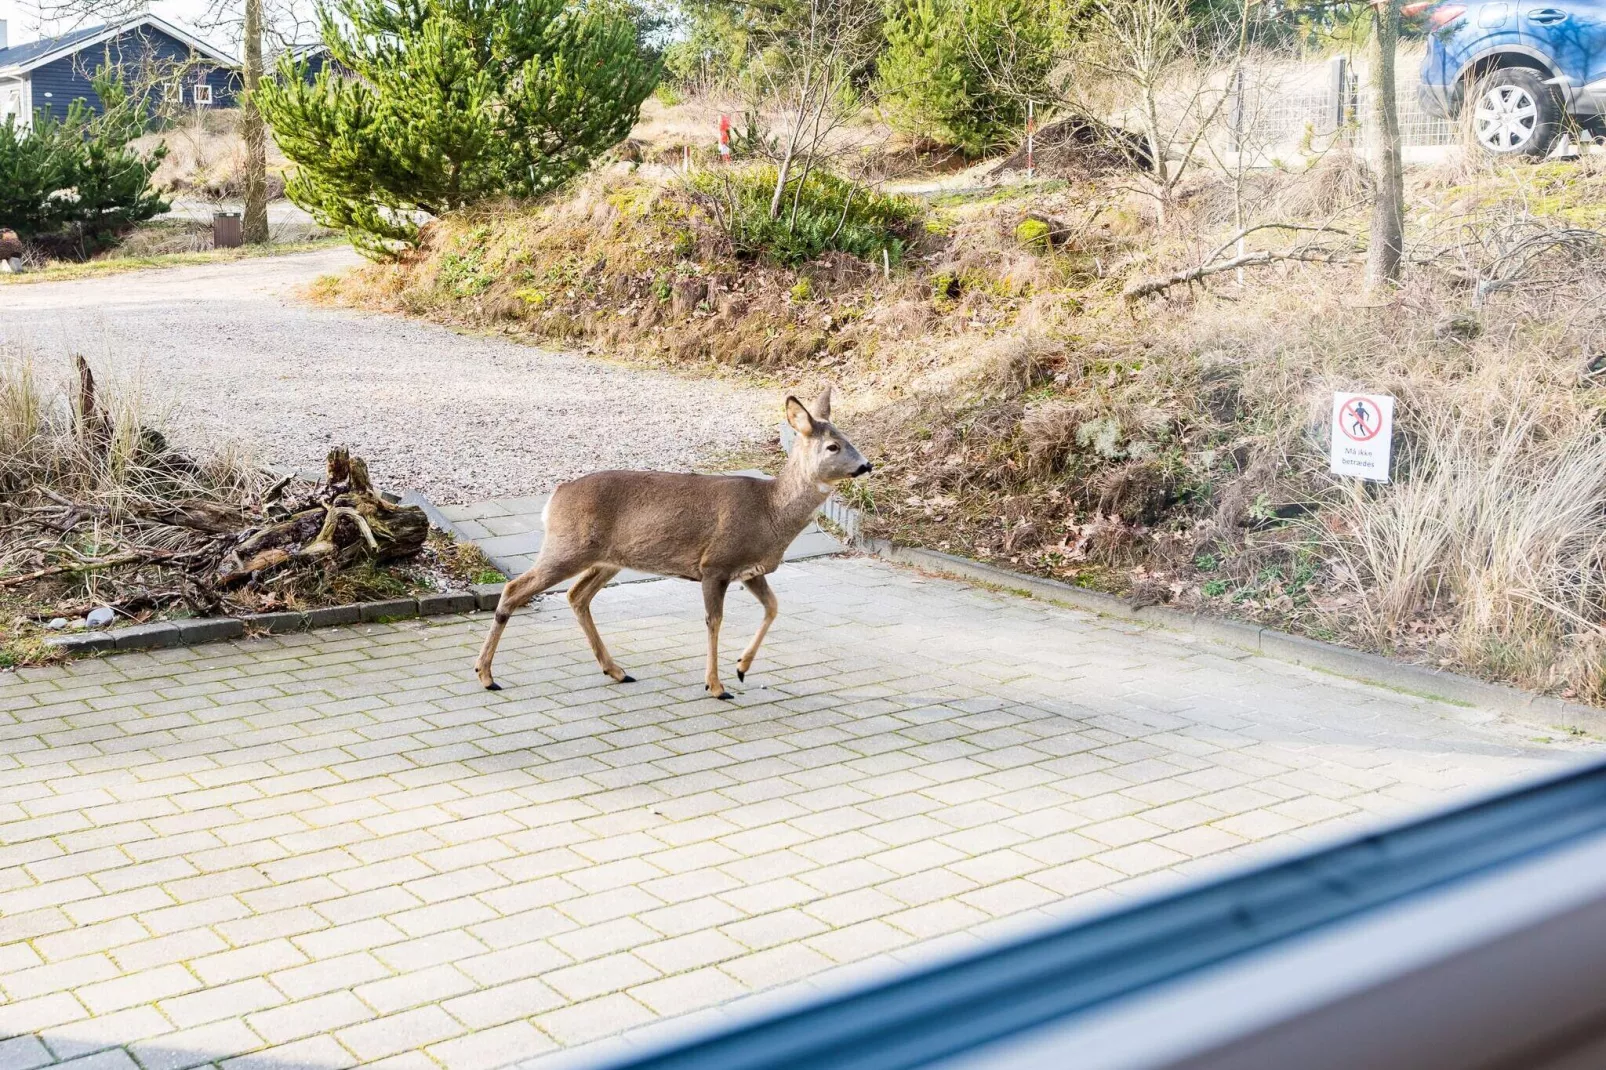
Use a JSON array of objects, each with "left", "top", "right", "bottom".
[{"left": 320, "top": 156, "right": 1606, "bottom": 703}]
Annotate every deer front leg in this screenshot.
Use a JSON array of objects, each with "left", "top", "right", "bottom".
[
  {"left": 736, "top": 575, "right": 778, "bottom": 683},
  {"left": 702, "top": 574, "right": 732, "bottom": 699}
]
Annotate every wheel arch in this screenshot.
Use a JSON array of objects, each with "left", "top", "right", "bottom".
[{"left": 1456, "top": 47, "right": 1560, "bottom": 91}]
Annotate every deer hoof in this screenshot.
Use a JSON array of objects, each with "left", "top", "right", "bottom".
[
  {"left": 485, "top": 682, "right": 502, "bottom": 692},
  {"left": 715, "top": 691, "right": 733, "bottom": 700},
  {"left": 737, "top": 670, "right": 745, "bottom": 682},
  {"left": 619, "top": 674, "right": 636, "bottom": 684}
]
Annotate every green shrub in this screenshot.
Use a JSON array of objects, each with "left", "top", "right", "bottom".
[
  {"left": 689, "top": 166, "right": 919, "bottom": 266},
  {"left": 875, "top": 0, "right": 1057, "bottom": 156}
]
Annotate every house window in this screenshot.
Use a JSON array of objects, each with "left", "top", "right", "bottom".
[
  {"left": 165, "top": 81, "right": 184, "bottom": 103},
  {"left": 192, "top": 83, "right": 213, "bottom": 106}
]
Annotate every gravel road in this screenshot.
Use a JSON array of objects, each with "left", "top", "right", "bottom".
[{"left": 1, "top": 249, "right": 775, "bottom": 503}]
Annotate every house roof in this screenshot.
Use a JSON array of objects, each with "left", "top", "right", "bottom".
[
  {"left": 0, "top": 15, "right": 238, "bottom": 77},
  {"left": 0, "top": 23, "right": 106, "bottom": 71}
]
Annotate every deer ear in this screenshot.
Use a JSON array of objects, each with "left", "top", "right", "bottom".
[
  {"left": 812, "top": 384, "right": 833, "bottom": 421},
  {"left": 785, "top": 396, "right": 816, "bottom": 437}
]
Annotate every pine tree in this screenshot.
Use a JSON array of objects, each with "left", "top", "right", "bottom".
[
  {"left": 876, "top": 0, "right": 1057, "bottom": 156},
  {"left": 259, "top": 0, "right": 661, "bottom": 256},
  {"left": 0, "top": 112, "right": 80, "bottom": 239}
]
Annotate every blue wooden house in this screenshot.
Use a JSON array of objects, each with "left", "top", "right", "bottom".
[{"left": 0, "top": 15, "right": 240, "bottom": 129}]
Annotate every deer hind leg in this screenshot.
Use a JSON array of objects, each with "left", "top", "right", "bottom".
[
  {"left": 568, "top": 566, "right": 632, "bottom": 683},
  {"left": 736, "top": 575, "right": 778, "bottom": 683},
  {"left": 701, "top": 574, "right": 732, "bottom": 700},
  {"left": 475, "top": 551, "right": 587, "bottom": 691}
]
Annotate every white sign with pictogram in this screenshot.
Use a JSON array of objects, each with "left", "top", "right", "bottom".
[{"left": 1330, "top": 393, "right": 1394, "bottom": 482}]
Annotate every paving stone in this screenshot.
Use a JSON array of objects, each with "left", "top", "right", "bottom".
[
  {"left": 44, "top": 632, "right": 117, "bottom": 654},
  {"left": 0, "top": 555, "right": 1593, "bottom": 1070}
]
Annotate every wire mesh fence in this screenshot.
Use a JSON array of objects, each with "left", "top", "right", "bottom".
[{"left": 1229, "top": 56, "right": 1459, "bottom": 161}]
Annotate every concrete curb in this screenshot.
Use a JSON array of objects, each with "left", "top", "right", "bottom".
[
  {"left": 858, "top": 537, "right": 1606, "bottom": 736},
  {"left": 46, "top": 585, "right": 504, "bottom": 656},
  {"left": 401, "top": 490, "right": 465, "bottom": 541}
]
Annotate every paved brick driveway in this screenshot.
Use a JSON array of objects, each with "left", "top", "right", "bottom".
[{"left": 1, "top": 556, "right": 1592, "bottom": 1070}]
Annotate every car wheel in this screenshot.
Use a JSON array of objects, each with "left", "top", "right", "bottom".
[{"left": 1468, "top": 68, "right": 1562, "bottom": 157}]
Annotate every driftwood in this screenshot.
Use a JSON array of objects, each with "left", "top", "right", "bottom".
[
  {"left": 215, "top": 448, "right": 428, "bottom": 586},
  {"left": 75, "top": 355, "right": 111, "bottom": 460},
  {"left": 0, "top": 549, "right": 198, "bottom": 589}
]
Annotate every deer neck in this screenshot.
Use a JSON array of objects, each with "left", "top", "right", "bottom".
[{"left": 768, "top": 447, "right": 832, "bottom": 538}]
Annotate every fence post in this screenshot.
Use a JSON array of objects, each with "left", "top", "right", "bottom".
[
  {"left": 1229, "top": 66, "right": 1246, "bottom": 154},
  {"left": 1328, "top": 55, "right": 1349, "bottom": 136},
  {"left": 1349, "top": 64, "right": 1362, "bottom": 139}
]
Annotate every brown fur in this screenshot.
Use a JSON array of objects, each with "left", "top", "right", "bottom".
[{"left": 474, "top": 387, "right": 870, "bottom": 697}]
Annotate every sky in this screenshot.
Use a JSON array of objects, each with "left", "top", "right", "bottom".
[{"left": 0, "top": 0, "right": 221, "bottom": 48}]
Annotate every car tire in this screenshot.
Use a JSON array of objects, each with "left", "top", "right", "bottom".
[{"left": 1467, "top": 67, "right": 1563, "bottom": 157}]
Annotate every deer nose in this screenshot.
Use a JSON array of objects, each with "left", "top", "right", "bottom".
[{"left": 855, "top": 462, "right": 873, "bottom": 476}]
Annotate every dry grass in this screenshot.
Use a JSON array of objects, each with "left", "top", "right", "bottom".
[
  {"left": 137, "top": 109, "right": 290, "bottom": 198},
  {"left": 0, "top": 347, "right": 253, "bottom": 505},
  {"left": 1326, "top": 380, "right": 1606, "bottom": 700},
  {"left": 0, "top": 346, "right": 264, "bottom": 655}
]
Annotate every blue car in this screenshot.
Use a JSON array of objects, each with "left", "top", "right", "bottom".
[{"left": 1416, "top": 0, "right": 1606, "bottom": 155}]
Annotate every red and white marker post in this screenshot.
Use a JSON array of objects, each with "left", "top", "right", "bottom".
[{"left": 1026, "top": 101, "right": 1035, "bottom": 179}]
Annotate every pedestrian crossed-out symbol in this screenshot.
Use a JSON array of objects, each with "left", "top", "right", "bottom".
[{"left": 1339, "top": 396, "right": 1383, "bottom": 442}]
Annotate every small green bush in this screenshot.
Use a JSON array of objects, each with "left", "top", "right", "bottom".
[{"left": 689, "top": 166, "right": 920, "bottom": 266}]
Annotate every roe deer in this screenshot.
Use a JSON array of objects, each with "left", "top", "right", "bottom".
[{"left": 474, "top": 387, "right": 871, "bottom": 697}]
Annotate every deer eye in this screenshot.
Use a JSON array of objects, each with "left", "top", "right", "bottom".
[{"left": 825, "top": 442, "right": 840, "bottom": 453}]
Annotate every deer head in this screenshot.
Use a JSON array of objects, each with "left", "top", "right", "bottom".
[{"left": 785, "top": 386, "right": 871, "bottom": 488}]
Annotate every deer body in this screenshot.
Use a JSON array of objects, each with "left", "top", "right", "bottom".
[{"left": 474, "top": 388, "right": 869, "bottom": 697}]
